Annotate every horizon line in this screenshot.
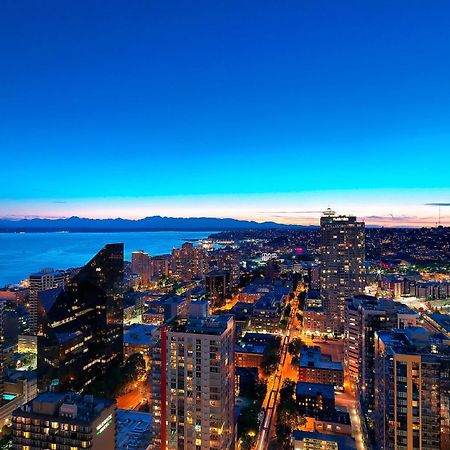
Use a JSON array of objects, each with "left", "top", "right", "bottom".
[{"left": 0, "top": 214, "right": 448, "bottom": 229}]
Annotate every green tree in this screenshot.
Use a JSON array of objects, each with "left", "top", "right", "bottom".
[
  {"left": 276, "top": 380, "right": 306, "bottom": 444},
  {"left": 240, "top": 434, "right": 253, "bottom": 450},
  {"left": 261, "top": 347, "right": 280, "bottom": 375},
  {"left": 123, "top": 352, "right": 146, "bottom": 382},
  {"left": 284, "top": 303, "right": 292, "bottom": 318},
  {"left": 276, "top": 422, "right": 292, "bottom": 447},
  {"left": 288, "top": 338, "right": 303, "bottom": 357}
]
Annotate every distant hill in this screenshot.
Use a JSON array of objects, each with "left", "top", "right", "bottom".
[{"left": 0, "top": 216, "right": 311, "bottom": 232}]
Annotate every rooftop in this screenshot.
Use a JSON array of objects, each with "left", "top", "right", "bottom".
[
  {"left": 124, "top": 324, "right": 158, "bottom": 346},
  {"left": 428, "top": 312, "right": 450, "bottom": 336},
  {"left": 377, "top": 326, "right": 450, "bottom": 356},
  {"left": 116, "top": 408, "right": 151, "bottom": 450},
  {"left": 170, "top": 314, "right": 234, "bottom": 336},
  {"left": 29, "top": 269, "right": 65, "bottom": 278},
  {"left": 164, "top": 295, "right": 185, "bottom": 305},
  {"left": 235, "top": 343, "right": 266, "bottom": 355},
  {"left": 14, "top": 392, "right": 115, "bottom": 424},
  {"left": 306, "top": 289, "right": 321, "bottom": 300},
  {"left": 241, "top": 332, "right": 278, "bottom": 345},
  {"left": 296, "top": 382, "right": 335, "bottom": 400},
  {"left": 292, "top": 430, "right": 356, "bottom": 449},
  {"left": 299, "top": 346, "right": 343, "bottom": 372}
]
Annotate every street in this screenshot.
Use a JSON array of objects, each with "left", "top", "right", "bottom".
[
  {"left": 255, "top": 291, "right": 300, "bottom": 450},
  {"left": 253, "top": 281, "right": 367, "bottom": 450},
  {"left": 116, "top": 378, "right": 149, "bottom": 410}
]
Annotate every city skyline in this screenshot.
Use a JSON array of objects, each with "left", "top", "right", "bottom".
[
  {"left": 3, "top": 2, "right": 450, "bottom": 450},
  {"left": 2, "top": 1, "right": 450, "bottom": 227},
  {"left": 1, "top": 189, "right": 450, "bottom": 227}
]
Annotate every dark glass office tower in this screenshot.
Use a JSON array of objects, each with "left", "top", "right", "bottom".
[{"left": 38, "top": 244, "right": 124, "bottom": 392}]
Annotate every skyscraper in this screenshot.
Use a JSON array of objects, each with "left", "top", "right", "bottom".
[
  {"left": 28, "top": 269, "right": 65, "bottom": 335},
  {"left": 150, "top": 307, "right": 235, "bottom": 450},
  {"left": 374, "top": 327, "right": 450, "bottom": 450},
  {"left": 344, "top": 296, "right": 418, "bottom": 422},
  {"left": 320, "top": 209, "right": 365, "bottom": 334},
  {"left": 37, "top": 243, "right": 124, "bottom": 392}
]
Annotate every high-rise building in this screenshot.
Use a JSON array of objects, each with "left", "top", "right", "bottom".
[
  {"left": 37, "top": 243, "right": 124, "bottom": 392},
  {"left": 152, "top": 255, "right": 171, "bottom": 279},
  {"left": 150, "top": 307, "right": 235, "bottom": 450},
  {"left": 344, "top": 296, "right": 418, "bottom": 420},
  {"left": 131, "top": 250, "right": 153, "bottom": 286},
  {"left": 320, "top": 209, "right": 365, "bottom": 334},
  {"left": 374, "top": 327, "right": 450, "bottom": 450},
  {"left": 208, "top": 250, "right": 240, "bottom": 289},
  {"left": 205, "top": 270, "right": 231, "bottom": 308},
  {"left": 12, "top": 392, "right": 116, "bottom": 450},
  {"left": 28, "top": 269, "right": 65, "bottom": 335},
  {"left": 171, "top": 243, "right": 208, "bottom": 282}
]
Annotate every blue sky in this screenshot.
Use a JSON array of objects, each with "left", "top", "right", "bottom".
[{"left": 1, "top": 1, "right": 450, "bottom": 225}]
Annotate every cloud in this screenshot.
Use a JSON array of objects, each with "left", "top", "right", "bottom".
[
  {"left": 364, "top": 215, "right": 417, "bottom": 222},
  {"left": 425, "top": 203, "right": 450, "bottom": 206},
  {"left": 258, "top": 210, "right": 324, "bottom": 214},
  {"left": 0, "top": 215, "right": 67, "bottom": 220},
  {"left": 52, "top": 200, "right": 68, "bottom": 204}
]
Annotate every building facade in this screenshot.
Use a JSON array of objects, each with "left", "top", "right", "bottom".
[
  {"left": 171, "top": 243, "right": 208, "bottom": 282},
  {"left": 150, "top": 310, "right": 235, "bottom": 450},
  {"left": 37, "top": 243, "right": 124, "bottom": 392},
  {"left": 344, "top": 295, "right": 418, "bottom": 419},
  {"left": 28, "top": 269, "right": 65, "bottom": 335},
  {"left": 374, "top": 327, "right": 450, "bottom": 450},
  {"left": 299, "top": 346, "right": 344, "bottom": 390},
  {"left": 208, "top": 250, "right": 240, "bottom": 289},
  {"left": 205, "top": 270, "right": 230, "bottom": 309},
  {"left": 320, "top": 209, "right": 365, "bottom": 334},
  {"left": 12, "top": 392, "right": 116, "bottom": 450},
  {"left": 131, "top": 250, "right": 153, "bottom": 286}
]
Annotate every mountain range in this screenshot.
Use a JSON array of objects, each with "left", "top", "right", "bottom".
[{"left": 0, "top": 216, "right": 310, "bottom": 232}]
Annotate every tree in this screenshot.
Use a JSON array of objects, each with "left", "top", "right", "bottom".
[
  {"left": 254, "top": 379, "right": 268, "bottom": 401},
  {"left": 237, "top": 378, "right": 267, "bottom": 449},
  {"left": 240, "top": 434, "right": 253, "bottom": 450},
  {"left": 261, "top": 347, "right": 280, "bottom": 375},
  {"left": 276, "top": 380, "right": 306, "bottom": 445},
  {"left": 284, "top": 303, "right": 292, "bottom": 318},
  {"left": 246, "top": 378, "right": 267, "bottom": 402},
  {"left": 297, "top": 291, "right": 306, "bottom": 310},
  {"left": 288, "top": 338, "right": 303, "bottom": 357},
  {"left": 276, "top": 422, "right": 292, "bottom": 447},
  {"left": 123, "top": 352, "right": 146, "bottom": 382},
  {"left": 292, "top": 273, "right": 303, "bottom": 291},
  {"left": 86, "top": 352, "right": 147, "bottom": 398}
]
